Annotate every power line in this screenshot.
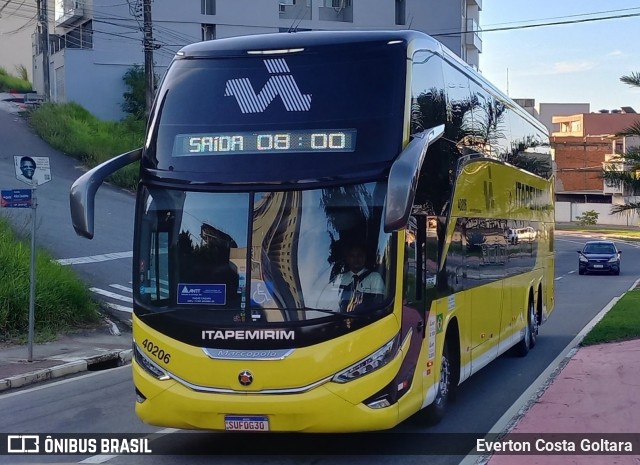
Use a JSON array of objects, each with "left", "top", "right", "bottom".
[{"left": 434, "top": 11, "right": 640, "bottom": 37}]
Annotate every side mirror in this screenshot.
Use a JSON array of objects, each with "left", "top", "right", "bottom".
[
  {"left": 618, "top": 250, "right": 622, "bottom": 254},
  {"left": 576, "top": 250, "right": 581, "bottom": 253}
]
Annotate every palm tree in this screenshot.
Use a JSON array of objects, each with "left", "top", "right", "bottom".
[{"left": 601, "top": 72, "right": 640, "bottom": 215}]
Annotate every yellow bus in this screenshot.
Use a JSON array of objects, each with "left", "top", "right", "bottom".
[{"left": 70, "top": 30, "right": 554, "bottom": 432}]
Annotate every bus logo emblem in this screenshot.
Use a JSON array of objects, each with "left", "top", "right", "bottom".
[
  {"left": 238, "top": 370, "right": 254, "bottom": 386},
  {"left": 224, "top": 58, "right": 312, "bottom": 113}
]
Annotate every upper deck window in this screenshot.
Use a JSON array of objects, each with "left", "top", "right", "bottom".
[{"left": 145, "top": 41, "right": 406, "bottom": 182}]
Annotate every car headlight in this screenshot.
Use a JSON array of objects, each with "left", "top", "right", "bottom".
[
  {"left": 579, "top": 255, "right": 588, "bottom": 263},
  {"left": 332, "top": 334, "right": 399, "bottom": 384},
  {"left": 608, "top": 256, "right": 619, "bottom": 263}
]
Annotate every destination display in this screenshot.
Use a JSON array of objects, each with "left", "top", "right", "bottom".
[{"left": 173, "top": 129, "right": 357, "bottom": 156}]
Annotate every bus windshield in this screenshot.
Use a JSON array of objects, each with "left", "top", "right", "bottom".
[{"left": 135, "top": 182, "right": 394, "bottom": 324}]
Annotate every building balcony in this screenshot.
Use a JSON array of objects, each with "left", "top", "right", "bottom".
[
  {"left": 318, "top": 0, "right": 353, "bottom": 22},
  {"left": 465, "top": 18, "right": 482, "bottom": 52},
  {"left": 279, "top": 2, "right": 311, "bottom": 21},
  {"left": 56, "top": 0, "right": 85, "bottom": 28},
  {"left": 467, "top": 0, "right": 482, "bottom": 9}
]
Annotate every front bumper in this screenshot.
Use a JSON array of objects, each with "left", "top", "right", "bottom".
[
  {"left": 579, "top": 261, "right": 619, "bottom": 273},
  {"left": 133, "top": 362, "right": 402, "bottom": 432}
]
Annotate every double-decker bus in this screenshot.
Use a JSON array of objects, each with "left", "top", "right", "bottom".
[{"left": 70, "top": 30, "right": 554, "bottom": 433}]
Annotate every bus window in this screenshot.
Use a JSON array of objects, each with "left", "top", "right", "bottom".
[{"left": 135, "top": 182, "right": 394, "bottom": 323}]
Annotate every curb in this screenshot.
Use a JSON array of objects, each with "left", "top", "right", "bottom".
[{"left": 0, "top": 349, "right": 132, "bottom": 393}]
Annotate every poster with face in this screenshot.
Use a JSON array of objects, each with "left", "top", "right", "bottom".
[{"left": 14, "top": 156, "right": 51, "bottom": 186}]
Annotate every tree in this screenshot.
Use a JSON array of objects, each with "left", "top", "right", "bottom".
[
  {"left": 601, "top": 72, "right": 640, "bottom": 215},
  {"left": 121, "top": 65, "right": 147, "bottom": 119}
]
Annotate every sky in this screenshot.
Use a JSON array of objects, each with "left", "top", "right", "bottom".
[{"left": 478, "top": 1, "right": 640, "bottom": 112}]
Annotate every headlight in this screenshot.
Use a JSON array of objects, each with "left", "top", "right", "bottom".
[
  {"left": 332, "top": 335, "right": 399, "bottom": 384},
  {"left": 133, "top": 342, "right": 170, "bottom": 381},
  {"left": 608, "top": 256, "right": 619, "bottom": 263},
  {"left": 579, "top": 255, "right": 588, "bottom": 263}
]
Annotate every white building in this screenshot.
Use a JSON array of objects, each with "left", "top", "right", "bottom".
[
  {"left": 33, "top": 0, "right": 482, "bottom": 120},
  {"left": 513, "top": 99, "right": 590, "bottom": 135},
  {"left": 0, "top": 0, "right": 55, "bottom": 82}
]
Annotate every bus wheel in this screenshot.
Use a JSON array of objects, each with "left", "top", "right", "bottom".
[
  {"left": 515, "top": 297, "right": 536, "bottom": 357},
  {"left": 425, "top": 340, "right": 451, "bottom": 424}
]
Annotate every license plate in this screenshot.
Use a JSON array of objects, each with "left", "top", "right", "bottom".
[
  {"left": 593, "top": 264, "right": 603, "bottom": 269},
  {"left": 224, "top": 415, "right": 269, "bottom": 431}
]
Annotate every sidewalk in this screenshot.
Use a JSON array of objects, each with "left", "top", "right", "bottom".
[
  {"left": 479, "top": 338, "right": 640, "bottom": 465},
  {"left": 0, "top": 319, "right": 132, "bottom": 392}
]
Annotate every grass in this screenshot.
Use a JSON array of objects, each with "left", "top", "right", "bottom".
[
  {"left": 556, "top": 223, "right": 640, "bottom": 240},
  {"left": 28, "top": 102, "right": 144, "bottom": 190},
  {"left": 581, "top": 289, "right": 640, "bottom": 346},
  {"left": 0, "top": 218, "right": 100, "bottom": 342},
  {"left": 0, "top": 66, "right": 32, "bottom": 93}
]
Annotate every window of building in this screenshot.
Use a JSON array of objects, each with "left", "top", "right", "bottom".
[
  {"left": 201, "top": 0, "right": 215, "bottom": 15},
  {"left": 324, "top": 0, "right": 351, "bottom": 7},
  {"left": 202, "top": 24, "right": 215, "bottom": 41},
  {"left": 395, "top": 0, "right": 405, "bottom": 25}
]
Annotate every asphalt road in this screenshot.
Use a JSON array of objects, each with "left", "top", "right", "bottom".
[{"left": 0, "top": 234, "right": 638, "bottom": 465}]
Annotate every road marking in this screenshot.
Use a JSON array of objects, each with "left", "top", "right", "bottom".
[
  {"left": 79, "top": 454, "right": 118, "bottom": 463},
  {"left": 90, "top": 288, "right": 133, "bottom": 303},
  {"left": 105, "top": 302, "right": 132, "bottom": 313},
  {"left": 56, "top": 251, "right": 133, "bottom": 266},
  {"left": 110, "top": 284, "right": 133, "bottom": 293},
  {"left": 554, "top": 277, "right": 563, "bottom": 280}
]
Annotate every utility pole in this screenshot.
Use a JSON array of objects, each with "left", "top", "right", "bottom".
[
  {"left": 37, "top": 0, "right": 50, "bottom": 100},
  {"left": 143, "top": 0, "right": 154, "bottom": 115}
]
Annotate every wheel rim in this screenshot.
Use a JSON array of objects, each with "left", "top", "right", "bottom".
[
  {"left": 524, "top": 303, "right": 532, "bottom": 346},
  {"left": 437, "top": 352, "right": 450, "bottom": 404}
]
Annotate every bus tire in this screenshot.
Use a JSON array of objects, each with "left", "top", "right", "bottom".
[
  {"left": 424, "top": 339, "right": 451, "bottom": 424},
  {"left": 515, "top": 296, "right": 536, "bottom": 357}
]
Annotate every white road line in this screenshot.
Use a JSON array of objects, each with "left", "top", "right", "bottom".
[
  {"left": 105, "top": 302, "right": 132, "bottom": 314},
  {"left": 90, "top": 288, "right": 133, "bottom": 303},
  {"left": 79, "top": 455, "right": 118, "bottom": 463},
  {"left": 110, "top": 284, "right": 133, "bottom": 293},
  {"left": 555, "top": 277, "right": 563, "bottom": 280},
  {"left": 55, "top": 251, "right": 133, "bottom": 266}
]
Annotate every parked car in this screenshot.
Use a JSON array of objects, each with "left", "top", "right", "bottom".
[
  {"left": 507, "top": 227, "right": 537, "bottom": 244},
  {"left": 577, "top": 240, "right": 621, "bottom": 275}
]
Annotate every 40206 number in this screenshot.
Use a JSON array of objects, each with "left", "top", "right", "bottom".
[{"left": 141, "top": 339, "right": 171, "bottom": 364}]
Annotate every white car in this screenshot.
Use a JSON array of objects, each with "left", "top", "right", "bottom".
[{"left": 507, "top": 227, "right": 536, "bottom": 244}]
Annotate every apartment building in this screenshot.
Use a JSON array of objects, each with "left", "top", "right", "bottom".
[
  {"left": 513, "top": 99, "right": 591, "bottom": 135},
  {"left": 0, "top": 0, "right": 56, "bottom": 81},
  {"left": 551, "top": 109, "right": 640, "bottom": 225},
  {"left": 33, "top": 0, "right": 482, "bottom": 120}
]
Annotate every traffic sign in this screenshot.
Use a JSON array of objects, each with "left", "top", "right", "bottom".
[{"left": 1, "top": 189, "right": 32, "bottom": 208}]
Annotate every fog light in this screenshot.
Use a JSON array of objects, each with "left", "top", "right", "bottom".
[{"left": 366, "top": 398, "right": 391, "bottom": 409}]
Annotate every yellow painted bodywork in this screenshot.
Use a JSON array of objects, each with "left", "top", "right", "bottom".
[{"left": 133, "top": 159, "right": 554, "bottom": 433}]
